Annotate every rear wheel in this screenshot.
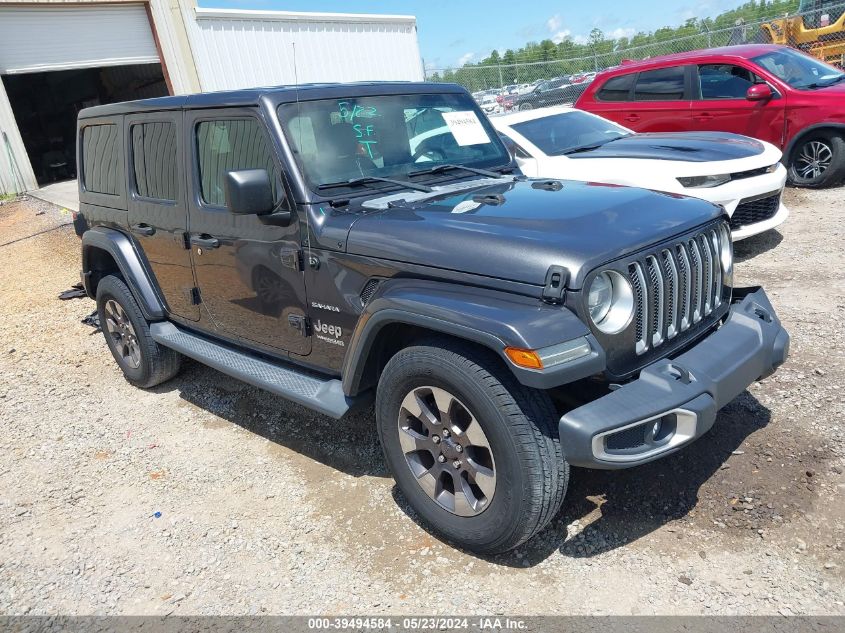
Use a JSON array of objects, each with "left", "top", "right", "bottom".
[
  {"left": 788, "top": 132, "right": 845, "bottom": 188},
  {"left": 96, "top": 275, "right": 181, "bottom": 388},
  {"left": 376, "top": 340, "right": 568, "bottom": 553}
]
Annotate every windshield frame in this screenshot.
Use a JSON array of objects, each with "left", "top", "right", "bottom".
[
  {"left": 275, "top": 91, "right": 513, "bottom": 200},
  {"left": 751, "top": 47, "right": 845, "bottom": 90},
  {"left": 505, "top": 109, "right": 633, "bottom": 157}
]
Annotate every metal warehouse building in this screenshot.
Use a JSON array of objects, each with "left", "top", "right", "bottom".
[{"left": 0, "top": 0, "right": 423, "bottom": 195}]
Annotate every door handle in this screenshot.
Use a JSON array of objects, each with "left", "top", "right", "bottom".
[
  {"left": 624, "top": 114, "right": 640, "bottom": 122},
  {"left": 694, "top": 113, "right": 714, "bottom": 121},
  {"left": 130, "top": 223, "right": 155, "bottom": 236},
  {"left": 190, "top": 235, "right": 220, "bottom": 249}
]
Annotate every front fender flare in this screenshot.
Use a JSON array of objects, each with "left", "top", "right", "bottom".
[
  {"left": 341, "top": 279, "right": 605, "bottom": 395},
  {"left": 81, "top": 227, "right": 165, "bottom": 320}
]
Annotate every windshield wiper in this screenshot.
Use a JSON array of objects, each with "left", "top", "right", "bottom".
[
  {"left": 806, "top": 75, "right": 845, "bottom": 89},
  {"left": 407, "top": 163, "right": 508, "bottom": 178},
  {"left": 317, "top": 176, "right": 432, "bottom": 193},
  {"left": 559, "top": 135, "right": 629, "bottom": 156},
  {"left": 560, "top": 143, "right": 605, "bottom": 155}
]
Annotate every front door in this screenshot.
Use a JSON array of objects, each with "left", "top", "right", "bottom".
[
  {"left": 185, "top": 108, "right": 310, "bottom": 355},
  {"left": 690, "top": 64, "right": 786, "bottom": 147},
  {"left": 126, "top": 112, "right": 199, "bottom": 321}
]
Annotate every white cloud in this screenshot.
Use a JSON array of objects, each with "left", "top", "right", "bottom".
[
  {"left": 608, "top": 27, "right": 636, "bottom": 39},
  {"left": 546, "top": 13, "right": 634, "bottom": 46},
  {"left": 551, "top": 29, "right": 572, "bottom": 44},
  {"left": 457, "top": 52, "right": 475, "bottom": 67}
]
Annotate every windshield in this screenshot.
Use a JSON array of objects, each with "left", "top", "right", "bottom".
[
  {"left": 509, "top": 110, "right": 630, "bottom": 156},
  {"left": 752, "top": 48, "right": 844, "bottom": 89},
  {"left": 277, "top": 93, "right": 510, "bottom": 192}
]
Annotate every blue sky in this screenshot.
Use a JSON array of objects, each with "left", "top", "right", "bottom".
[{"left": 198, "top": 0, "right": 740, "bottom": 71}]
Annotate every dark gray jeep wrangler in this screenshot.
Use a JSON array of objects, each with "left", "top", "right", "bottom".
[{"left": 74, "top": 82, "right": 789, "bottom": 553}]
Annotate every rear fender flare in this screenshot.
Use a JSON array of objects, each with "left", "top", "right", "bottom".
[{"left": 81, "top": 227, "right": 165, "bottom": 320}]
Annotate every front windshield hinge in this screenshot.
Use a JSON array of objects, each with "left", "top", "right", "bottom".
[
  {"left": 472, "top": 193, "right": 506, "bottom": 206},
  {"left": 531, "top": 180, "right": 563, "bottom": 192}
]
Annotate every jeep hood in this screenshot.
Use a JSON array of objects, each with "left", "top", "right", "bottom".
[
  {"left": 568, "top": 132, "right": 764, "bottom": 162},
  {"left": 344, "top": 179, "right": 724, "bottom": 289}
]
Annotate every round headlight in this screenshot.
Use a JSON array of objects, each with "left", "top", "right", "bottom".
[
  {"left": 588, "top": 272, "right": 613, "bottom": 323},
  {"left": 587, "top": 270, "right": 635, "bottom": 334}
]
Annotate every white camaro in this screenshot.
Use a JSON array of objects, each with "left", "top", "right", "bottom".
[{"left": 492, "top": 107, "right": 789, "bottom": 240}]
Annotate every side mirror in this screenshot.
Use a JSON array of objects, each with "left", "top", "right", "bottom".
[
  {"left": 746, "top": 83, "right": 773, "bottom": 101},
  {"left": 224, "top": 169, "right": 291, "bottom": 226}
]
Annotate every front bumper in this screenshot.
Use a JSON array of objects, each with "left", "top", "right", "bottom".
[
  {"left": 731, "top": 201, "right": 789, "bottom": 241},
  {"left": 688, "top": 162, "right": 788, "bottom": 240},
  {"left": 559, "top": 287, "right": 789, "bottom": 469}
]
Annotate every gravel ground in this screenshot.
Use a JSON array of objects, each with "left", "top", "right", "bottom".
[{"left": 0, "top": 189, "right": 843, "bottom": 616}]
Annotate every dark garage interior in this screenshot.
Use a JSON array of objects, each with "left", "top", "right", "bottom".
[{"left": 2, "top": 63, "right": 168, "bottom": 187}]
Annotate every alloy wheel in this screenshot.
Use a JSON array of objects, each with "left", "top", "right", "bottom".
[
  {"left": 794, "top": 140, "right": 833, "bottom": 180},
  {"left": 103, "top": 299, "right": 141, "bottom": 369},
  {"left": 397, "top": 386, "right": 496, "bottom": 517}
]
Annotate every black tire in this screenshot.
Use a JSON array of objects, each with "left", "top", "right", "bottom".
[
  {"left": 96, "top": 275, "right": 182, "bottom": 388},
  {"left": 376, "top": 339, "right": 568, "bottom": 553},
  {"left": 787, "top": 132, "right": 845, "bottom": 188},
  {"left": 519, "top": 103, "right": 533, "bottom": 111}
]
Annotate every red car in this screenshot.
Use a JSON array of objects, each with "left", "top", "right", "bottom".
[{"left": 575, "top": 44, "right": 845, "bottom": 187}]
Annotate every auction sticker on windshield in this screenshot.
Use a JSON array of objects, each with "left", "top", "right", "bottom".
[{"left": 442, "top": 111, "right": 490, "bottom": 146}]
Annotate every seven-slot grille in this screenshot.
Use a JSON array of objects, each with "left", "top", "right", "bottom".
[
  {"left": 729, "top": 192, "right": 780, "bottom": 230},
  {"left": 628, "top": 224, "right": 727, "bottom": 355}
]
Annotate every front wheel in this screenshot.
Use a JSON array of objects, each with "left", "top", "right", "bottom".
[
  {"left": 519, "top": 102, "right": 533, "bottom": 111},
  {"left": 788, "top": 133, "right": 845, "bottom": 188},
  {"left": 376, "top": 340, "right": 568, "bottom": 553}
]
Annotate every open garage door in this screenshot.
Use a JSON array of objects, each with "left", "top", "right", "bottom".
[
  {"left": 0, "top": 4, "right": 170, "bottom": 188},
  {"left": 0, "top": 5, "right": 160, "bottom": 75}
]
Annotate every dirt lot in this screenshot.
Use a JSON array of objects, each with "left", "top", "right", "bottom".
[{"left": 0, "top": 189, "right": 843, "bottom": 616}]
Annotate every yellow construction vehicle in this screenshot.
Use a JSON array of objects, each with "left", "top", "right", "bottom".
[{"left": 761, "top": 0, "right": 845, "bottom": 65}]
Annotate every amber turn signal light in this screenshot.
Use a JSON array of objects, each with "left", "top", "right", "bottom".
[{"left": 504, "top": 347, "right": 543, "bottom": 370}]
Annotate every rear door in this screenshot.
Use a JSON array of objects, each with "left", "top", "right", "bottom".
[
  {"left": 583, "top": 73, "right": 637, "bottom": 126},
  {"left": 126, "top": 112, "right": 199, "bottom": 321},
  {"left": 185, "top": 108, "right": 310, "bottom": 355},
  {"left": 690, "top": 63, "right": 786, "bottom": 147},
  {"left": 623, "top": 66, "right": 693, "bottom": 131}
]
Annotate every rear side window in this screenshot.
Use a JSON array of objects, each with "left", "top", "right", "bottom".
[
  {"left": 196, "top": 119, "right": 280, "bottom": 207},
  {"left": 634, "top": 67, "right": 686, "bottom": 101},
  {"left": 81, "top": 124, "right": 120, "bottom": 195},
  {"left": 131, "top": 122, "right": 177, "bottom": 201},
  {"left": 597, "top": 74, "right": 635, "bottom": 101}
]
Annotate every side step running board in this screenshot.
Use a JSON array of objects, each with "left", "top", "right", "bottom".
[{"left": 150, "top": 322, "right": 358, "bottom": 419}]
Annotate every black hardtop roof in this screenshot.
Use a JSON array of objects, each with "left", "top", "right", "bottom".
[{"left": 79, "top": 81, "right": 468, "bottom": 119}]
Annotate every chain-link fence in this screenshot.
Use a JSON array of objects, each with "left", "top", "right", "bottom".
[{"left": 425, "top": 0, "right": 845, "bottom": 110}]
